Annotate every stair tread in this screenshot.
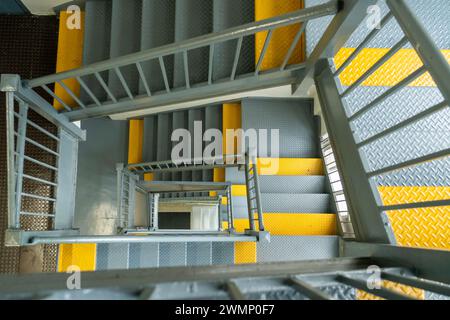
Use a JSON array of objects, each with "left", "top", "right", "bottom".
[
  {"left": 212, "top": 0, "right": 255, "bottom": 81},
  {"left": 173, "top": 0, "right": 213, "bottom": 88},
  {"left": 231, "top": 175, "right": 327, "bottom": 194},
  {"left": 229, "top": 193, "right": 333, "bottom": 217},
  {"left": 241, "top": 98, "right": 319, "bottom": 158},
  {"left": 81, "top": 0, "right": 112, "bottom": 103},
  {"left": 108, "top": 0, "right": 142, "bottom": 99},
  {"left": 140, "top": 0, "right": 175, "bottom": 94}
]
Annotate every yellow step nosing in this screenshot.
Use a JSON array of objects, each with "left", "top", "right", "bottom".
[
  {"left": 335, "top": 47, "right": 450, "bottom": 87},
  {"left": 224, "top": 213, "right": 337, "bottom": 236}
]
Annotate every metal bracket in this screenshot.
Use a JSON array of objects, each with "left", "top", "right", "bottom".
[{"left": 0, "top": 74, "right": 20, "bottom": 92}]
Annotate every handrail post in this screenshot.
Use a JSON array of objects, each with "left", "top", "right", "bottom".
[
  {"left": 1, "top": 75, "right": 20, "bottom": 229},
  {"left": 244, "top": 153, "right": 255, "bottom": 231},
  {"left": 251, "top": 155, "right": 265, "bottom": 231}
]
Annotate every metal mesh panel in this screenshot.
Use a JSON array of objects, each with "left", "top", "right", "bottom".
[
  {"left": 42, "top": 244, "right": 58, "bottom": 273},
  {"left": 0, "top": 15, "right": 58, "bottom": 274}
]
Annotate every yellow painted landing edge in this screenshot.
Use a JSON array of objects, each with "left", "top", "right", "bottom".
[
  {"left": 224, "top": 213, "right": 337, "bottom": 236},
  {"left": 335, "top": 48, "right": 450, "bottom": 87},
  {"left": 235, "top": 242, "right": 257, "bottom": 264},
  {"left": 58, "top": 244, "right": 96, "bottom": 272}
]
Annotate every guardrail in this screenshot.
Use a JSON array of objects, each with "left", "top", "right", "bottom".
[{"left": 23, "top": 1, "right": 338, "bottom": 121}]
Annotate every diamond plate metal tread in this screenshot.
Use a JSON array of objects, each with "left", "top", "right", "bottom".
[
  {"left": 241, "top": 98, "right": 319, "bottom": 158},
  {"left": 81, "top": 0, "right": 112, "bottom": 103},
  {"left": 96, "top": 243, "right": 129, "bottom": 270},
  {"left": 343, "top": 87, "right": 449, "bottom": 186},
  {"left": 378, "top": 186, "right": 450, "bottom": 250},
  {"left": 230, "top": 194, "right": 332, "bottom": 218},
  {"left": 305, "top": 0, "right": 450, "bottom": 55},
  {"left": 375, "top": 158, "right": 450, "bottom": 187},
  {"left": 335, "top": 49, "right": 450, "bottom": 88},
  {"left": 319, "top": 285, "right": 356, "bottom": 300},
  {"left": 140, "top": 0, "right": 175, "bottom": 94},
  {"left": 173, "top": 0, "right": 213, "bottom": 88},
  {"left": 255, "top": 0, "right": 305, "bottom": 70},
  {"left": 379, "top": 186, "right": 450, "bottom": 206},
  {"left": 305, "top": 0, "right": 333, "bottom": 57},
  {"left": 231, "top": 176, "right": 327, "bottom": 194},
  {"left": 108, "top": 0, "right": 142, "bottom": 99},
  {"left": 186, "top": 242, "right": 212, "bottom": 266},
  {"left": 256, "top": 236, "right": 339, "bottom": 263},
  {"left": 386, "top": 207, "right": 450, "bottom": 250},
  {"left": 224, "top": 159, "right": 324, "bottom": 183},
  {"left": 357, "top": 280, "right": 425, "bottom": 300},
  {"left": 128, "top": 243, "right": 159, "bottom": 269},
  {"left": 248, "top": 284, "right": 356, "bottom": 300},
  {"left": 344, "top": 87, "right": 446, "bottom": 136},
  {"left": 212, "top": 0, "right": 255, "bottom": 81},
  {"left": 362, "top": 130, "right": 449, "bottom": 173},
  {"left": 230, "top": 213, "right": 337, "bottom": 236},
  {"left": 94, "top": 241, "right": 234, "bottom": 269},
  {"left": 247, "top": 289, "right": 307, "bottom": 300},
  {"left": 426, "top": 292, "right": 450, "bottom": 300},
  {"left": 159, "top": 242, "right": 186, "bottom": 267},
  {"left": 212, "top": 242, "right": 234, "bottom": 265}
]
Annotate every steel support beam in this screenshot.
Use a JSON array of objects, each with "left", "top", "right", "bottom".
[
  {"left": 64, "top": 68, "right": 301, "bottom": 121},
  {"left": 54, "top": 129, "right": 79, "bottom": 230},
  {"left": 343, "top": 242, "right": 450, "bottom": 284},
  {"left": 314, "top": 60, "right": 395, "bottom": 244},
  {"left": 28, "top": 234, "right": 258, "bottom": 245},
  {"left": 0, "top": 258, "right": 372, "bottom": 295}
]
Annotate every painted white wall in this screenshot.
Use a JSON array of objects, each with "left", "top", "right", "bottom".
[
  {"left": 190, "top": 205, "right": 219, "bottom": 231},
  {"left": 21, "top": 0, "right": 71, "bottom": 15}
]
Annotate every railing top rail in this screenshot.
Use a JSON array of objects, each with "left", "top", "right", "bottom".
[
  {"left": 26, "top": 1, "right": 338, "bottom": 88},
  {"left": 127, "top": 154, "right": 245, "bottom": 172}
]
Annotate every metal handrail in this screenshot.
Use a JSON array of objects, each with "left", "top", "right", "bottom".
[
  {"left": 18, "top": 1, "right": 339, "bottom": 121},
  {"left": 27, "top": 1, "right": 337, "bottom": 88}
]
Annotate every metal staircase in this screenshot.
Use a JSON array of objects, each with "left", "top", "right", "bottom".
[{"left": 1, "top": 0, "right": 449, "bottom": 299}]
